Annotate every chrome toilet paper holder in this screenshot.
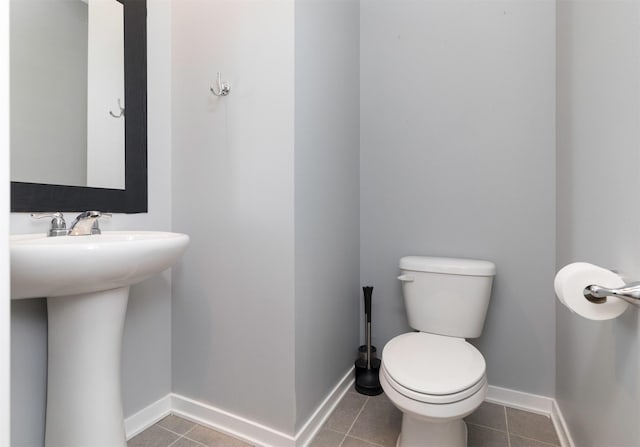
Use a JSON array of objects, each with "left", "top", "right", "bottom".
[{"left": 584, "top": 282, "right": 640, "bottom": 306}]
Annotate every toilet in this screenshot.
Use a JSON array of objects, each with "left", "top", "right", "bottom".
[{"left": 380, "top": 256, "right": 496, "bottom": 447}]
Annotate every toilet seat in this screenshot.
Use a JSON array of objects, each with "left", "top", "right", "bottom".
[
  {"left": 382, "top": 364, "right": 486, "bottom": 404},
  {"left": 382, "top": 332, "right": 486, "bottom": 404}
]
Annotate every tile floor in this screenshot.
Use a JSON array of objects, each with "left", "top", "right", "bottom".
[
  {"left": 311, "top": 387, "right": 561, "bottom": 447},
  {"left": 129, "top": 388, "right": 561, "bottom": 447},
  {"left": 128, "top": 415, "right": 252, "bottom": 447}
]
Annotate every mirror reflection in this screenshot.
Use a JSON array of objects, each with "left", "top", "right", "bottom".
[{"left": 10, "top": 0, "right": 125, "bottom": 190}]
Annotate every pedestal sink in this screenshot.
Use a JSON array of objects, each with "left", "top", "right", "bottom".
[{"left": 10, "top": 231, "right": 190, "bottom": 447}]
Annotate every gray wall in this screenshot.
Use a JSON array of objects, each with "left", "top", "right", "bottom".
[
  {"left": 10, "top": 299, "right": 47, "bottom": 447},
  {"left": 171, "top": 0, "right": 297, "bottom": 433},
  {"left": 556, "top": 1, "right": 640, "bottom": 445},
  {"left": 360, "top": 0, "right": 557, "bottom": 396},
  {"left": 10, "top": 0, "right": 88, "bottom": 187},
  {"left": 9, "top": 1, "right": 173, "bottom": 445},
  {"left": 171, "top": 0, "right": 361, "bottom": 434},
  {"left": 294, "top": 0, "right": 360, "bottom": 432}
]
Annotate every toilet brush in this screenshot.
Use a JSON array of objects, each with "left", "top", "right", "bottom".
[{"left": 355, "top": 286, "right": 383, "bottom": 396}]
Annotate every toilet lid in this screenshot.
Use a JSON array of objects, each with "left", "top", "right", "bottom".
[{"left": 382, "top": 332, "right": 486, "bottom": 396}]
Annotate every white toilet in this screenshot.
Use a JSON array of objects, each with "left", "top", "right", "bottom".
[{"left": 380, "top": 256, "right": 496, "bottom": 447}]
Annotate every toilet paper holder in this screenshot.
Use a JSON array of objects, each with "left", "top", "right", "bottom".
[{"left": 584, "top": 282, "right": 640, "bottom": 306}]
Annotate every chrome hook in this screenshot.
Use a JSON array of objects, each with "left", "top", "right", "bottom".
[
  {"left": 109, "top": 98, "right": 125, "bottom": 118},
  {"left": 210, "top": 72, "right": 231, "bottom": 97}
]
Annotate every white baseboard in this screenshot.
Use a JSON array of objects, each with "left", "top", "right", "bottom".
[
  {"left": 486, "top": 385, "right": 554, "bottom": 415},
  {"left": 171, "top": 393, "right": 295, "bottom": 447},
  {"left": 551, "top": 399, "right": 576, "bottom": 447},
  {"left": 294, "top": 367, "right": 354, "bottom": 447},
  {"left": 486, "top": 385, "right": 574, "bottom": 447},
  {"left": 171, "top": 367, "right": 354, "bottom": 447},
  {"left": 124, "top": 394, "right": 172, "bottom": 440}
]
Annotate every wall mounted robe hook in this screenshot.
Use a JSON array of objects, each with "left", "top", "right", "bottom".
[
  {"left": 109, "top": 98, "right": 125, "bottom": 118},
  {"left": 210, "top": 72, "right": 231, "bottom": 97}
]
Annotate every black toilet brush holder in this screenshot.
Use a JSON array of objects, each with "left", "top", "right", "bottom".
[
  {"left": 355, "top": 286, "right": 383, "bottom": 396},
  {"left": 355, "top": 345, "right": 380, "bottom": 379}
]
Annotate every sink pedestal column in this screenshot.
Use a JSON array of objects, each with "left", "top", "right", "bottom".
[{"left": 45, "top": 286, "right": 130, "bottom": 447}]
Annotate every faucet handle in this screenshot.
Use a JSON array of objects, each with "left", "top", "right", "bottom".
[
  {"left": 30, "top": 212, "right": 69, "bottom": 237},
  {"left": 75, "top": 210, "right": 112, "bottom": 219},
  {"left": 30, "top": 211, "right": 63, "bottom": 220}
]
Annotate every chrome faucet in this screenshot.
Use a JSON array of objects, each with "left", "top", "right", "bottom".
[
  {"left": 68, "top": 211, "right": 112, "bottom": 236},
  {"left": 32, "top": 211, "right": 112, "bottom": 236}
]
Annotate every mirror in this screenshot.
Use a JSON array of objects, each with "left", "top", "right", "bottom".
[
  {"left": 10, "top": 0, "right": 147, "bottom": 213},
  {"left": 11, "top": 0, "right": 125, "bottom": 189}
]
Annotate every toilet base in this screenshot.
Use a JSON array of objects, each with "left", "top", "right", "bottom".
[{"left": 396, "top": 414, "right": 467, "bottom": 447}]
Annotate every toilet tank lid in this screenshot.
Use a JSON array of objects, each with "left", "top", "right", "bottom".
[{"left": 399, "top": 256, "right": 496, "bottom": 276}]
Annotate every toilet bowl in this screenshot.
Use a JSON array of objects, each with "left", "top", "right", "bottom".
[
  {"left": 380, "top": 332, "right": 487, "bottom": 446},
  {"left": 383, "top": 256, "right": 496, "bottom": 447}
]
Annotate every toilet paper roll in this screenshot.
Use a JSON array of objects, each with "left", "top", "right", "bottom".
[{"left": 554, "top": 262, "right": 629, "bottom": 320}]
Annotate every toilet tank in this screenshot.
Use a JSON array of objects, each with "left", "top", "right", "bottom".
[{"left": 398, "top": 256, "right": 496, "bottom": 338}]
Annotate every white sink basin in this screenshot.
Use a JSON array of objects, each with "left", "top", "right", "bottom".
[
  {"left": 10, "top": 230, "right": 189, "bottom": 447},
  {"left": 11, "top": 231, "right": 189, "bottom": 299}
]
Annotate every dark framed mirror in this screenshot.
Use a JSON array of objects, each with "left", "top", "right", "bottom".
[{"left": 10, "top": 0, "right": 147, "bottom": 213}]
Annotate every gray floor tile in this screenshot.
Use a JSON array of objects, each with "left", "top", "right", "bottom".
[
  {"left": 184, "top": 424, "right": 252, "bottom": 447},
  {"left": 465, "top": 402, "right": 507, "bottom": 431},
  {"left": 509, "top": 434, "right": 560, "bottom": 447},
  {"left": 169, "top": 438, "right": 203, "bottom": 447},
  {"left": 467, "top": 424, "right": 509, "bottom": 447},
  {"left": 506, "top": 408, "right": 560, "bottom": 446},
  {"left": 324, "top": 392, "right": 368, "bottom": 434},
  {"left": 308, "top": 428, "right": 345, "bottom": 447},
  {"left": 348, "top": 394, "right": 401, "bottom": 447},
  {"left": 341, "top": 436, "right": 381, "bottom": 447},
  {"left": 128, "top": 425, "right": 180, "bottom": 447},
  {"left": 158, "top": 414, "right": 196, "bottom": 435},
  {"left": 368, "top": 390, "right": 390, "bottom": 402}
]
